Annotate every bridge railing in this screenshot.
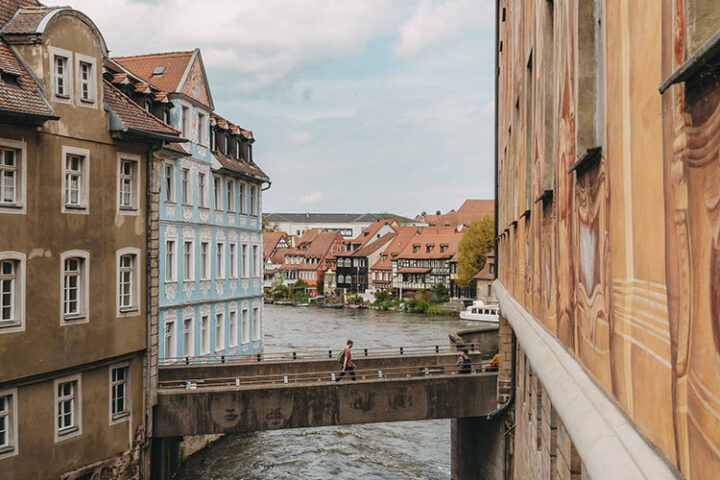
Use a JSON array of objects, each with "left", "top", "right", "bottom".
[
  {"left": 157, "top": 359, "right": 498, "bottom": 391},
  {"left": 159, "top": 343, "right": 486, "bottom": 367}
]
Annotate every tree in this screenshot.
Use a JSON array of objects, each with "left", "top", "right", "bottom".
[
  {"left": 262, "top": 215, "right": 278, "bottom": 232},
  {"left": 457, "top": 215, "right": 495, "bottom": 288}
]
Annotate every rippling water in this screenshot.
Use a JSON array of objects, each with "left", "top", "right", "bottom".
[{"left": 176, "top": 304, "right": 476, "bottom": 480}]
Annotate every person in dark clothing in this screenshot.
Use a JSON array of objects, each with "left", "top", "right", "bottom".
[
  {"left": 457, "top": 349, "right": 473, "bottom": 374},
  {"left": 336, "top": 340, "right": 356, "bottom": 381}
]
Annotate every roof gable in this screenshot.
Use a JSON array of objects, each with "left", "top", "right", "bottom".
[{"left": 178, "top": 49, "right": 213, "bottom": 108}]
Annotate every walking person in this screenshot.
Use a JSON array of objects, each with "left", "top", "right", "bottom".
[
  {"left": 336, "top": 340, "right": 356, "bottom": 381},
  {"left": 457, "top": 349, "right": 473, "bottom": 374}
]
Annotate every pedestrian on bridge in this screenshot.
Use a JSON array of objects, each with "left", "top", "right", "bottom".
[
  {"left": 336, "top": 340, "right": 356, "bottom": 381},
  {"left": 457, "top": 349, "right": 473, "bottom": 374}
]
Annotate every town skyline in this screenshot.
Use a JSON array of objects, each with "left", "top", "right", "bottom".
[{"left": 68, "top": 0, "right": 496, "bottom": 218}]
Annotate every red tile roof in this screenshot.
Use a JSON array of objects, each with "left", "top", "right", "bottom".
[
  {"left": 473, "top": 249, "right": 496, "bottom": 280},
  {"left": 370, "top": 226, "right": 422, "bottom": 270},
  {"left": 396, "top": 230, "right": 462, "bottom": 260},
  {"left": 103, "top": 79, "right": 181, "bottom": 138},
  {"left": 351, "top": 232, "right": 395, "bottom": 258},
  {"left": 430, "top": 199, "right": 494, "bottom": 227},
  {"left": 0, "top": 40, "right": 56, "bottom": 121},
  {"left": 263, "top": 232, "right": 290, "bottom": 261},
  {"left": 113, "top": 51, "right": 194, "bottom": 93},
  {"left": 1, "top": 5, "right": 59, "bottom": 35},
  {"left": 0, "top": 0, "right": 42, "bottom": 27},
  {"left": 348, "top": 218, "right": 398, "bottom": 248},
  {"left": 214, "top": 148, "right": 269, "bottom": 182}
]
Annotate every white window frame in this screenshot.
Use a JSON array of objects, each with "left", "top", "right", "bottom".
[
  {"left": 181, "top": 104, "right": 190, "bottom": 139},
  {"left": 164, "top": 318, "right": 176, "bottom": 358},
  {"left": 60, "top": 250, "right": 90, "bottom": 325},
  {"left": 216, "top": 236, "right": 226, "bottom": 280},
  {"left": 183, "top": 239, "right": 195, "bottom": 282},
  {"left": 213, "top": 175, "right": 222, "bottom": 211},
  {"left": 0, "top": 138, "right": 27, "bottom": 214},
  {"left": 229, "top": 242, "right": 238, "bottom": 279},
  {"left": 164, "top": 160, "right": 176, "bottom": 204},
  {"left": 180, "top": 167, "right": 191, "bottom": 206},
  {"left": 250, "top": 185, "right": 259, "bottom": 216},
  {"left": 252, "top": 244, "right": 260, "bottom": 278},
  {"left": 252, "top": 306, "right": 261, "bottom": 341},
  {"left": 228, "top": 308, "right": 238, "bottom": 348},
  {"left": 241, "top": 244, "right": 249, "bottom": 278},
  {"left": 198, "top": 171, "right": 208, "bottom": 209},
  {"left": 241, "top": 308, "right": 249, "bottom": 345},
  {"left": 49, "top": 46, "right": 73, "bottom": 103},
  {"left": 116, "top": 247, "right": 140, "bottom": 317},
  {"left": 238, "top": 182, "right": 245, "bottom": 214},
  {"left": 182, "top": 314, "right": 194, "bottom": 357},
  {"left": 54, "top": 374, "right": 81, "bottom": 442},
  {"left": 0, "top": 252, "right": 25, "bottom": 334},
  {"left": 117, "top": 153, "right": 140, "bottom": 214},
  {"left": 215, "top": 309, "right": 224, "bottom": 352},
  {"left": 200, "top": 241, "right": 210, "bottom": 281},
  {"left": 165, "top": 239, "right": 177, "bottom": 283},
  {"left": 0, "top": 388, "right": 18, "bottom": 459},
  {"left": 75, "top": 53, "right": 97, "bottom": 108},
  {"left": 109, "top": 363, "right": 130, "bottom": 425},
  {"left": 61, "top": 146, "right": 90, "bottom": 214},
  {"left": 226, "top": 179, "right": 235, "bottom": 213},
  {"left": 200, "top": 314, "right": 210, "bottom": 355},
  {"left": 197, "top": 112, "right": 207, "bottom": 145}
]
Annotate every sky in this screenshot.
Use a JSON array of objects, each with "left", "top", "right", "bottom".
[{"left": 70, "top": 0, "right": 496, "bottom": 219}]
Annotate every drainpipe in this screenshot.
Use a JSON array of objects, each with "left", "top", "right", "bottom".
[{"left": 493, "top": 0, "right": 500, "bottom": 278}]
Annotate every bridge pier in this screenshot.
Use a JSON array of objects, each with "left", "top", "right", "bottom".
[
  {"left": 451, "top": 416, "right": 506, "bottom": 480},
  {"left": 150, "top": 436, "right": 182, "bottom": 480}
]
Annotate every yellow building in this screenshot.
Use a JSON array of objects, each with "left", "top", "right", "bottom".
[
  {"left": 0, "top": 2, "right": 182, "bottom": 478},
  {"left": 494, "top": 0, "right": 719, "bottom": 479}
]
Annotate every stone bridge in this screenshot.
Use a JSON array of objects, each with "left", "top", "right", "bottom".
[{"left": 153, "top": 350, "right": 498, "bottom": 437}]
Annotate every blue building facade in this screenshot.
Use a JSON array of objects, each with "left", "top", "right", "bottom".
[{"left": 115, "top": 50, "right": 268, "bottom": 361}]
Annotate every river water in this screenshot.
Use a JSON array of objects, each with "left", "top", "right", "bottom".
[{"left": 176, "top": 304, "right": 476, "bottom": 480}]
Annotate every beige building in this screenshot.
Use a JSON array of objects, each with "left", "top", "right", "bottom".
[
  {"left": 492, "top": 0, "right": 720, "bottom": 479},
  {"left": 0, "top": 2, "right": 182, "bottom": 479}
]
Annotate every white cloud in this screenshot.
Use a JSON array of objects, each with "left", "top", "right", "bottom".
[
  {"left": 394, "top": 0, "right": 491, "bottom": 58},
  {"left": 300, "top": 191, "right": 323, "bottom": 204},
  {"left": 286, "top": 131, "right": 313, "bottom": 144},
  {"left": 70, "top": 0, "right": 403, "bottom": 93}
]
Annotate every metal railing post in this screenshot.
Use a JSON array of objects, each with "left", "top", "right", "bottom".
[
  {"left": 329, "top": 350, "right": 333, "bottom": 359},
  {"left": 185, "top": 356, "right": 189, "bottom": 365},
  {"left": 435, "top": 345, "right": 439, "bottom": 353},
  {"left": 256, "top": 353, "right": 261, "bottom": 362},
  {"left": 364, "top": 348, "right": 368, "bottom": 357},
  {"left": 292, "top": 352, "right": 297, "bottom": 360},
  {"left": 400, "top": 347, "right": 404, "bottom": 355},
  {"left": 221, "top": 355, "right": 225, "bottom": 364}
]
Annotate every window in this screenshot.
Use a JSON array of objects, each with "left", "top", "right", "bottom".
[
  {"left": 198, "top": 172, "right": 207, "bottom": 208},
  {"left": 183, "top": 240, "right": 194, "bottom": 282},
  {"left": 79, "top": 62, "right": 92, "bottom": 102},
  {"left": 229, "top": 243, "right": 238, "bottom": 279},
  {"left": 253, "top": 245, "right": 259, "bottom": 278},
  {"left": 213, "top": 176, "right": 222, "bottom": 210},
  {"left": 227, "top": 179, "right": 235, "bottom": 213},
  {"left": 182, "top": 316, "right": 193, "bottom": 357},
  {"left": 164, "top": 161, "right": 176, "bottom": 203},
  {"left": 247, "top": 144, "right": 253, "bottom": 163},
  {"left": 118, "top": 155, "right": 139, "bottom": 212},
  {"left": 241, "top": 308, "right": 249, "bottom": 345},
  {"left": 110, "top": 365, "right": 129, "bottom": 423},
  {"left": 181, "top": 106, "right": 190, "bottom": 138},
  {"left": 164, "top": 320, "right": 176, "bottom": 358},
  {"left": 61, "top": 251, "right": 89, "bottom": 324},
  {"left": 200, "top": 242, "right": 210, "bottom": 280},
  {"left": 229, "top": 310, "right": 238, "bottom": 348},
  {"left": 51, "top": 47, "right": 72, "bottom": 100},
  {"left": 210, "top": 129, "right": 215, "bottom": 150},
  {"left": 250, "top": 185, "right": 258, "bottom": 216},
  {"left": 236, "top": 139, "right": 241, "bottom": 159},
  {"left": 216, "top": 241, "right": 225, "bottom": 279},
  {"left": 252, "top": 306, "right": 260, "bottom": 341},
  {"left": 0, "top": 253, "right": 24, "bottom": 332},
  {"left": 163, "top": 109, "right": 170, "bottom": 125},
  {"left": 0, "top": 147, "right": 18, "bottom": 207},
  {"left": 55, "top": 375, "right": 81, "bottom": 441},
  {"left": 197, "top": 113, "right": 206, "bottom": 145},
  {"left": 238, "top": 183, "right": 245, "bottom": 214},
  {"left": 0, "top": 390, "right": 17, "bottom": 458},
  {"left": 223, "top": 135, "right": 229, "bottom": 154},
  {"left": 117, "top": 249, "right": 139, "bottom": 315},
  {"left": 215, "top": 311, "right": 224, "bottom": 352},
  {"left": 200, "top": 315, "right": 209, "bottom": 355},
  {"left": 62, "top": 147, "right": 90, "bottom": 212},
  {"left": 165, "top": 240, "right": 176, "bottom": 282},
  {"left": 241, "top": 244, "right": 248, "bottom": 277},
  {"left": 181, "top": 168, "right": 190, "bottom": 205}
]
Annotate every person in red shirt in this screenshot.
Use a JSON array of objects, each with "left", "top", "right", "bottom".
[{"left": 336, "top": 340, "right": 356, "bottom": 381}]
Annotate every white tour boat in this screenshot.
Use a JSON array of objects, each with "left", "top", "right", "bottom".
[{"left": 459, "top": 300, "right": 500, "bottom": 323}]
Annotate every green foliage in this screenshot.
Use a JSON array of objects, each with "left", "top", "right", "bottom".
[
  {"left": 262, "top": 215, "right": 279, "bottom": 232},
  {"left": 348, "top": 295, "right": 364, "bottom": 305},
  {"left": 457, "top": 215, "right": 495, "bottom": 288},
  {"left": 269, "top": 283, "right": 289, "bottom": 300},
  {"left": 405, "top": 298, "right": 430, "bottom": 313},
  {"left": 374, "top": 290, "right": 390, "bottom": 302},
  {"left": 431, "top": 283, "right": 449, "bottom": 303}
]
